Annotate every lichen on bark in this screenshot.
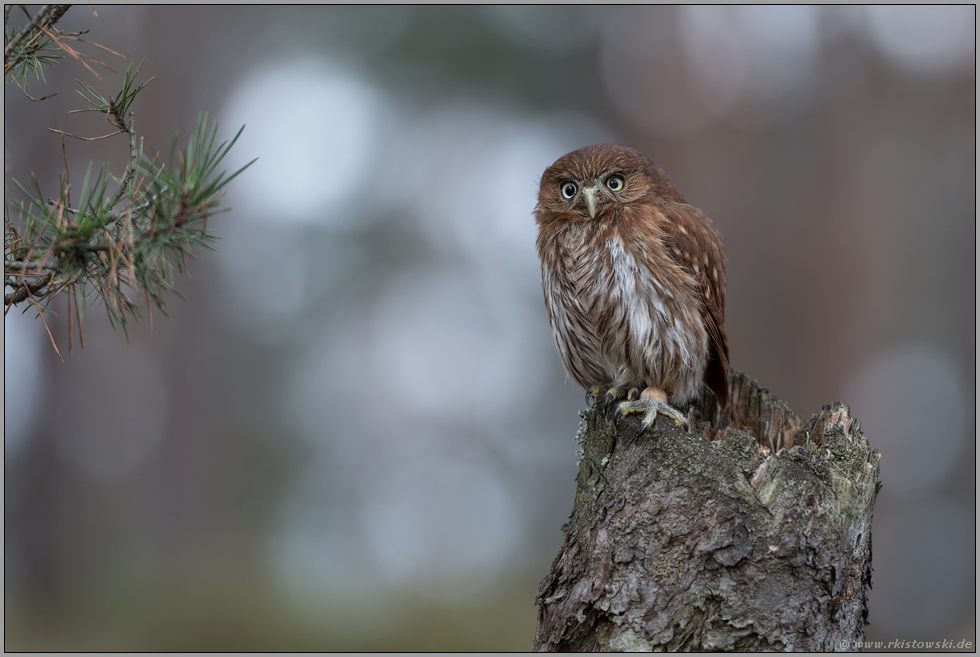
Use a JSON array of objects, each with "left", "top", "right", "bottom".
[{"left": 534, "top": 371, "right": 880, "bottom": 652}]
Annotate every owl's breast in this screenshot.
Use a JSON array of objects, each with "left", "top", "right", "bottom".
[
  {"left": 538, "top": 222, "right": 609, "bottom": 388},
  {"left": 540, "top": 223, "right": 707, "bottom": 401},
  {"left": 600, "top": 232, "right": 708, "bottom": 401}
]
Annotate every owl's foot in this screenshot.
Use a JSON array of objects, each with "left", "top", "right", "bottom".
[
  {"left": 589, "top": 385, "right": 641, "bottom": 414},
  {"left": 613, "top": 387, "right": 689, "bottom": 437}
]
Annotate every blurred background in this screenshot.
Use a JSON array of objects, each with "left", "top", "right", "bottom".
[{"left": 4, "top": 5, "right": 975, "bottom": 650}]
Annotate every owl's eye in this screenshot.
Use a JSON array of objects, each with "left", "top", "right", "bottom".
[
  {"left": 606, "top": 175, "right": 625, "bottom": 192},
  {"left": 560, "top": 181, "right": 578, "bottom": 199}
]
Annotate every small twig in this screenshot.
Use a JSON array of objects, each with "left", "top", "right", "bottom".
[
  {"left": 4, "top": 260, "right": 56, "bottom": 271},
  {"left": 4, "top": 269, "right": 54, "bottom": 305},
  {"left": 109, "top": 111, "right": 137, "bottom": 208},
  {"left": 46, "top": 199, "right": 79, "bottom": 213},
  {"left": 108, "top": 101, "right": 128, "bottom": 132},
  {"left": 52, "top": 28, "right": 89, "bottom": 38},
  {"left": 11, "top": 76, "right": 57, "bottom": 101},
  {"left": 48, "top": 127, "right": 126, "bottom": 141},
  {"left": 101, "top": 191, "right": 156, "bottom": 227}
]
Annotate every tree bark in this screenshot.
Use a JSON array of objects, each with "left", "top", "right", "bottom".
[{"left": 534, "top": 371, "right": 880, "bottom": 652}]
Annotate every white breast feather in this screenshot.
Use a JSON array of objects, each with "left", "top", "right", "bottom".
[{"left": 543, "top": 229, "right": 708, "bottom": 404}]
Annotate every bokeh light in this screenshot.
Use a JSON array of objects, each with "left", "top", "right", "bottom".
[
  {"left": 222, "top": 59, "right": 385, "bottom": 225},
  {"left": 3, "top": 311, "right": 44, "bottom": 456},
  {"left": 865, "top": 5, "right": 976, "bottom": 76},
  {"left": 843, "top": 343, "right": 967, "bottom": 496}
]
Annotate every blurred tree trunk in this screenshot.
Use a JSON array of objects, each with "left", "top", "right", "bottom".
[{"left": 534, "top": 371, "right": 880, "bottom": 652}]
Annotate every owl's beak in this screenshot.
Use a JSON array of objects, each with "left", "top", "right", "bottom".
[{"left": 582, "top": 186, "right": 599, "bottom": 218}]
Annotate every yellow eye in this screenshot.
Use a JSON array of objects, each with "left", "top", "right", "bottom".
[
  {"left": 606, "top": 175, "right": 624, "bottom": 192},
  {"left": 560, "top": 181, "right": 578, "bottom": 199}
]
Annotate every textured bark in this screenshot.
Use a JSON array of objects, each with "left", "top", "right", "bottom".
[{"left": 534, "top": 371, "right": 880, "bottom": 652}]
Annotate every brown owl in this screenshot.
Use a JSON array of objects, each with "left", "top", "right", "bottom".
[{"left": 535, "top": 144, "right": 729, "bottom": 435}]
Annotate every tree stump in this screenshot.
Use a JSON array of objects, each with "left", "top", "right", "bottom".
[{"left": 534, "top": 371, "right": 881, "bottom": 652}]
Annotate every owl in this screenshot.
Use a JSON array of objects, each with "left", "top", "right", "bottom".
[{"left": 535, "top": 144, "right": 729, "bottom": 435}]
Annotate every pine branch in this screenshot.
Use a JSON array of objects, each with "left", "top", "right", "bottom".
[
  {"left": 4, "top": 5, "right": 71, "bottom": 64},
  {"left": 4, "top": 4, "right": 71, "bottom": 84},
  {"left": 5, "top": 34, "right": 255, "bottom": 345},
  {"left": 6, "top": 112, "right": 254, "bottom": 326}
]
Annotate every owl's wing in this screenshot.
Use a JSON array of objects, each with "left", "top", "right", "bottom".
[{"left": 659, "top": 202, "right": 730, "bottom": 408}]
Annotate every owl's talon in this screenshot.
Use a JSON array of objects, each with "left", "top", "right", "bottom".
[
  {"left": 627, "top": 387, "right": 640, "bottom": 401},
  {"left": 602, "top": 385, "right": 628, "bottom": 414},
  {"left": 613, "top": 390, "right": 689, "bottom": 438},
  {"left": 612, "top": 402, "right": 626, "bottom": 427}
]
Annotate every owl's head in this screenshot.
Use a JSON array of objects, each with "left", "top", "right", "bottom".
[{"left": 536, "top": 144, "right": 684, "bottom": 222}]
